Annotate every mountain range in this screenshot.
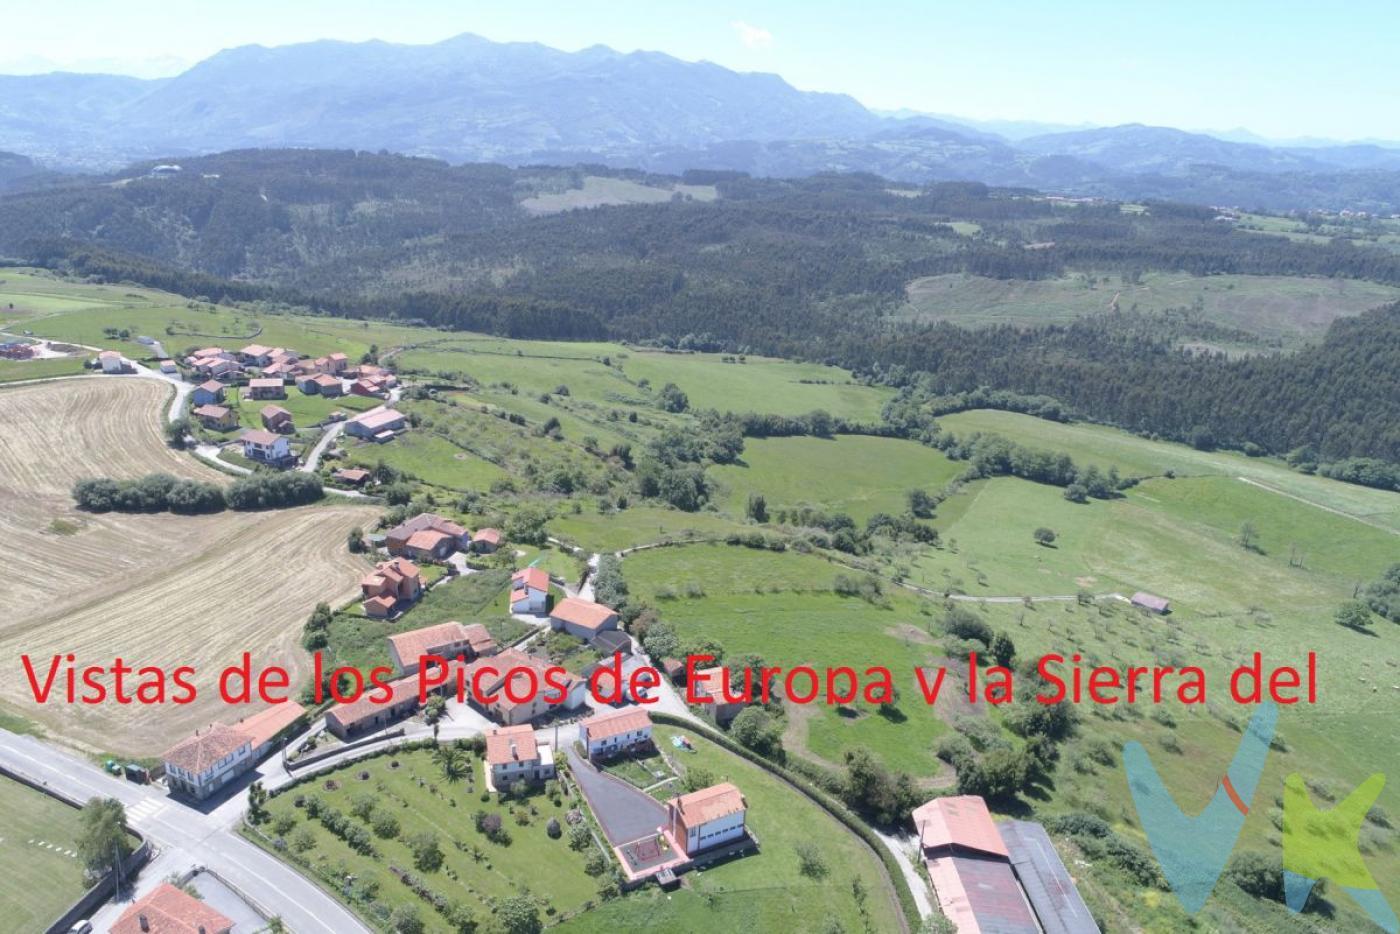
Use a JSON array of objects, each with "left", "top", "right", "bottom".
[{"left": 4, "top": 32, "right": 1400, "bottom": 211}]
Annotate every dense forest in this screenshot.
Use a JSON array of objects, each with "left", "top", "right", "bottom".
[{"left": 3, "top": 150, "right": 1399, "bottom": 464}]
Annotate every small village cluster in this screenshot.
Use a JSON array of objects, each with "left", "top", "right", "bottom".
[{"left": 171, "top": 342, "right": 405, "bottom": 467}]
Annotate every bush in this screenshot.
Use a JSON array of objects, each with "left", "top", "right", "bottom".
[
  {"left": 73, "top": 473, "right": 225, "bottom": 514},
  {"left": 546, "top": 817, "right": 562, "bottom": 839},
  {"left": 406, "top": 831, "right": 444, "bottom": 872},
  {"left": 372, "top": 811, "right": 401, "bottom": 839},
  {"left": 226, "top": 471, "right": 324, "bottom": 510}
]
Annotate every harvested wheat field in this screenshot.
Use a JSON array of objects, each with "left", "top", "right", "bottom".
[{"left": 0, "top": 377, "right": 374, "bottom": 754}]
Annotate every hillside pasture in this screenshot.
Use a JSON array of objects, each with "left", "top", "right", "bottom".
[
  {"left": 936, "top": 409, "right": 1400, "bottom": 532},
  {"left": 901, "top": 270, "right": 1400, "bottom": 343},
  {"left": 0, "top": 377, "right": 372, "bottom": 754},
  {"left": 709, "top": 434, "right": 964, "bottom": 524},
  {"left": 520, "top": 174, "right": 717, "bottom": 214}
]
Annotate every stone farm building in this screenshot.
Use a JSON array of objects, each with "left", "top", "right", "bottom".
[
  {"left": 510, "top": 566, "right": 551, "bottom": 614},
  {"left": 549, "top": 596, "right": 619, "bottom": 642},
  {"left": 665, "top": 782, "right": 749, "bottom": 858},
  {"left": 485, "top": 724, "right": 556, "bottom": 791},
  {"left": 325, "top": 674, "right": 424, "bottom": 739},
  {"left": 111, "top": 882, "right": 234, "bottom": 934},
  {"left": 459, "top": 648, "right": 587, "bottom": 724},
  {"left": 1131, "top": 591, "right": 1171, "bottom": 614},
  {"left": 161, "top": 702, "right": 305, "bottom": 800},
  {"left": 688, "top": 666, "right": 748, "bottom": 724},
  {"left": 472, "top": 527, "right": 502, "bottom": 553},
  {"left": 388, "top": 620, "right": 496, "bottom": 676},
  {"left": 260, "top": 404, "right": 293, "bottom": 433},
  {"left": 579, "top": 708, "right": 653, "bottom": 760}
]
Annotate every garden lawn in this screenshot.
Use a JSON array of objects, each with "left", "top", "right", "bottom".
[
  {"left": 256, "top": 747, "right": 600, "bottom": 931},
  {"left": 0, "top": 777, "right": 95, "bottom": 933},
  {"left": 710, "top": 433, "right": 964, "bottom": 524},
  {"left": 556, "top": 725, "right": 903, "bottom": 934}
]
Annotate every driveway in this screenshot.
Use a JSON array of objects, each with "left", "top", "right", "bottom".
[{"left": 564, "top": 745, "right": 667, "bottom": 845}]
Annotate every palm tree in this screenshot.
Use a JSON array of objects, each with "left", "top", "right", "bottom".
[{"left": 434, "top": 745, "right": 467, "bottom": 782}]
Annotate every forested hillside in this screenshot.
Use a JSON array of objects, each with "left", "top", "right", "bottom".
[{"left": 4, "top": 149, "right": 1398, "bottom": 465}]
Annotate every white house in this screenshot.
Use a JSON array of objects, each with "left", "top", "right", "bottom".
[
  {"left": 579, "top": 708, "right": 653, "bottom": 760},
  {"left": 510, "top": 566, "right": 550, "bottom": 614},
  {"left": 98, "top": 350, "right": 127, "bottom": 373},
  {"left": 666, "top": 782, "right": 748, "bottom": 857},
  {"left": 485, "top": 725, "right": 555, "bottom": 791},
  {"left": 161, "top": 703, "right": 304, "bottom": 800},
  {"left": 241, "top": 428, "right": 293, "bottom": 466}
]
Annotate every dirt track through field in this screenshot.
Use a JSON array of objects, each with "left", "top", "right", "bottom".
[{"left": 0, "top": 378, "right": 374, "bottom": 754}]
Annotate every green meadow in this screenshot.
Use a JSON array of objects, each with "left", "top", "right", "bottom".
[
  {"left": 0, "top": 777, "right": 93, "bottom": 933},
  {"left": 710, "top": 434, "right": 964, "bottom": 524}
]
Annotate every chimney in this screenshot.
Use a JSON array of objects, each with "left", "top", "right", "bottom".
[
  {"left": 509, "top": 740, "right": 518, "bottom": 760},
  {"left": 139, "top": 915, "right": 150, "bottom": 932}
]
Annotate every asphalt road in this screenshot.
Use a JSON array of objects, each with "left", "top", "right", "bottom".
[{"left": 0, "top": 729, "right": 368, "bottom": 934}]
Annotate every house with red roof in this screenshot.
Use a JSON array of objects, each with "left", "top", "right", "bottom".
[
  {"left": 688, "top": 666, "right": 748, "bottom": 725},
  {"left": 549, "top": 597, "right": 618, "bottom": 642},
  {"left": 579, "top": 708, "right": 653, "bottom": 760},
  {"left": 484, "top": 724, "right": 555, "bottom": 791},
  {"left": 361, "top": 557, "right": 424, "bottom": 618},
  {"left": 459, "top": 648, "right": 587, "bottom": 724},
  {"left": 192, "top": 404, "right": 237, "bottom": 431},
  {"left": 385, "top": 513, "right": 470, "bottom": 556},
  {"left": 247, "top": 377, "right": 285, "bottom": 400},
  {"left": 666, "top": 782, "right": 748, "bottom": 857},
  {"left": 388, "top": 621, "right": 496, "bottom": 676},
  {"left": 472, "top": 527, "right": 502, "bottom": 553},
  {"left": 241, "top": 428, "right": 294, "bottom": 467},
  {"left": 161, "top": 702, "right": 305, "bottom": 800},
  {"left": 110, "top": 882, "right": 234, "bottom": 934},
  {"left": 345, "top": 405, "right": 406, "bottom": 441},
  {"left": 98, "top": 349, "right": 129, "bottom": 374},
  {"left": 260, "top": 404, "right": 293, "bottom": 433},
  {"left": 333, "top": 467, "right": 372, "bottom": 487},
  {"left": 191, "top": 380, "right": 225, "bottom": 406},
  {"left": 511, "top": 566, "right": 551, "bottom": 614}
]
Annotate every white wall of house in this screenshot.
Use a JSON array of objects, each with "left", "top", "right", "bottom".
[
  {"left": 164, "top": 742, "right": 253, "bottom": 799},
  {"left": 511, "top": 585, "right": 548, "bottom": 614},
  {"left": 581, "top": 725, "right": 652, "bottom": 758},
  {"left": 680, "top": 810, "right": 746, "bottom": 854}
]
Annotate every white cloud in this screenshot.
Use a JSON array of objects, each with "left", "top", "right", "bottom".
[{"left": 730, "top": 20, "right": 773, "bottom": 50}]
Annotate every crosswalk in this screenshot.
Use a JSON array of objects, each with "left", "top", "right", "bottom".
[{"left": 125, "top": 796, "right": 169, "bottom": 825}]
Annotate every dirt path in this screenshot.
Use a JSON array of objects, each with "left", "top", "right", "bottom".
[{"left": 1237, "top": 476, "right": 1399, "bottom": 537}]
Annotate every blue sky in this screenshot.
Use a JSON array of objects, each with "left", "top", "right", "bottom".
[{"left": 2, "top": 0, "right": 1394, "bottom": 141}]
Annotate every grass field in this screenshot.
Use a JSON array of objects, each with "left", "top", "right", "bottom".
[
  {"left": 228, "top": 389, "right": 380, "bottom": 432},
  {"left": 0, "top": 356, "right": 88, "bottom": 383},
  {"left": 557, "top": 724, "right": 903, "bottom": 934},
  {"left": 900, "top": 270, "right": 1400, "bottom": 343},
  {"left": 344, "top": 431, "right": 509, "bottom": 490},
  {"left": 520, "top": 175, "right": 717, "bottom": 214},
  {"left": 709, "top": 434, "right": 964, "bottom": 524},
  {"left": 256, "top": 746, "right": 600, "bottom": 931},
  {"left": 0, "top": 377, "right": 375, "bottom": 754},
  {"left": 550, "top": 506, "right": 750, "bottom": 553},
  {"left": 937, "top": 409, "right": 1400, "bottom": 533},
  {"left": 0, "top": 777, "right": 92, "bottom": 933}
]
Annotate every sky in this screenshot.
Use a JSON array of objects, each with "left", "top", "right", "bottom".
[{"left": 2, "top": 0, "right": 1396, "bottom": 142}]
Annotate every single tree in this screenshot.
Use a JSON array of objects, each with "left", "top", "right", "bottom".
[
  {"left": 746, "top": 492, "right": 769, "bottom": 523},
  {"left": 77, "top": 798, "right": 132, "bottom": 879},
  {"left": 1033, "top": 527, "right": 1057, "bottom": 547},
  {"left": 1335, "top": 600, "right": 1374, "bottom": 632},
  {"left": 1237, "top": 520, "right": 1258, "bottom": 551}
]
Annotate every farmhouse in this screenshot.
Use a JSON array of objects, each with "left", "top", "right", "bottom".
[
  {"left": 485, "top": 724, "right": 556, "bottom": 791},
  {"left": 247, "top": 377, "right": 286, "bottom": 400},
  {"left": 688, "top": 666, "right": 748, "bottom": 724},
  {"left": 191, "top": 379, "right": 226, "bottom": 405},
  {"left": 260, "top": 404, "right": 294, "bottom": 433},
  {"left": 158, "top": 358, "right": 178, "bottom": 374},
  {"left": 510, "top": 566, "right": 551, "bottom": 614},
  {"left": 295, "top": 373, "right": 319, "bottom": 394},
  {"left": 459, "top": 648, "right": 587, "bottom": 724},
  {"left": 579, "top": 707, "right": 653, "bottom": 760},
  {"left": 403, "top": 527, "right": 459, "bottom": 561},
  {"left": 261, "top": 361, "right": 294, "bottom": 379},
  {"left": 238, "top": 343, "right": 275, "bottom": 365},
  {"left": 192, "top": 404, "right": 238, "bottom": 431},
  {"left": 325, "top": 674, "right": 424, "bottom": 740},
  {"left": 111, "top": 882, "right": 234, "bottom": 934},
  {"left": 549, "top": 596, "right": 619, "bottom": 642},
  {"left": 312, "top": 373, "right": 344, "bottom": 397},
  {"left": 1131, "top": 591, "right": 1171, "bottom": 614},
  {"left": 345, "top": 405, "right": 406, "bottom": 441},
  {"left": 161, "top": 702, "right": 305, "bottom": 800},
  {"left": 386, "top": 513, "right": 470, "bottom": 555},
  {"left": 665, "top": 782, "right": 749, "bottom": 857},
  {"left": 911, "top": 795, "right": 1097, "bottom": 934},
  {"left": 241, "top": 428, "right": 294, "bottom": 467},
  {"left": 333, "top": 467, "right": 371, "bottom": 486},
  {"left": 326, "top": 351, "right": 349, "bottom": 373},
  {"left": 98, "top": 350, "right": 128, "bottom": 373},
  {"left": 472, "top": 527, "right": 502, "bottom": 553},
  {"left": 361, "top": 557, "right": 425, "bottom": 617},
  {"left": 388, "top": 620, "right": 496, "bottom": 676},
  {"left": 190, "top": 355, "right": 238, "bottom": 380}
]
